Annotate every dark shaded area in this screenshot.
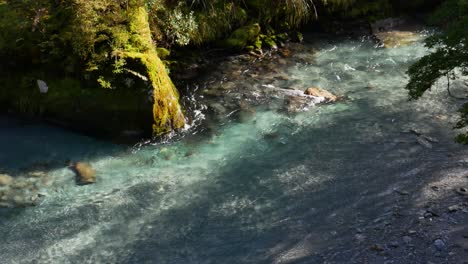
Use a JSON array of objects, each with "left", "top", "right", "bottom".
[{"left": 0, "top": 114, "right": 125, "bottom": 175}]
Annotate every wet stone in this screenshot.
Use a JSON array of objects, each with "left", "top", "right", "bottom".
[
  {"left": 370, "top": 244, "right": 385, "bottom": 252},
  {"left": 403, "top": 236, "right": 412, "bottom": 244},
  {"left": 389, "top": 241, "right": 399, "bottom": 248},
  {"left": 0, "top": 174, "right": 13, "bottom": 186},
  {"left": 355, "top": 234, "right": 366, "bottom": 242},
  {"left": 71, "top": 162, "right": 97, "bottom": 185},
  {"left": 11, "top": 180, "right": 30, "bottom": 189},
  {"left": 28, "top": 171, "right": 47, "bottom": 178},
  {"left": 434, "top": 239, "right": 446, "bottom": 251},
  {"left": 424, "top": 210, "right": 439, "bottom": 218},
  {"left": 304, "top": 87, "right": 338, "bottom": 102},
  {"left": 448, "top": 205, "right": 460, "bottom": 212}
]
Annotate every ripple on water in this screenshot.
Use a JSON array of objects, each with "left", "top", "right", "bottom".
[{"left": 0, "top": 34, "right": 467, "bottom": 263}]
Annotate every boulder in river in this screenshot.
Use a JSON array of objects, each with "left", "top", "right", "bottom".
[
  {"left": 374, "top": 31, "right": 422, "bottom": 48},
  {"left": 0, "top": 174, "right": 13, "bottom": 186},
  {"left": 304, "top": 87, "right": 338, "bottom": 102},
  {"left": 71, "top": 162, "right": 96, "bottom": 185},
  {"left": 371, "top": 17, "right": 424, "bottom": 48}
]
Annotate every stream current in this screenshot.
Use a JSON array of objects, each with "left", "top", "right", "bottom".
[{"left": 0, "top": 33, "right": 467, "bottom": 263}]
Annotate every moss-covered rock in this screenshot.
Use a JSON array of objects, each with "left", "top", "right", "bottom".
[
  {"left": 262, "top": 36, "right": 278, "bottom": 49},
  {"left": 253, "top": 38, "right": 263, "bottom": 50},
  {"left": 223, "top": 23, "right": 261, "bottom": 50}
]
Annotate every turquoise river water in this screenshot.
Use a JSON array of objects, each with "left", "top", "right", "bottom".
[{"left": 0, "top": 33, "right": 467, "bottom": 263}]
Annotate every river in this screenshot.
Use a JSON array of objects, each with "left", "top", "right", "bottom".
[{"left": 0, "top": 32, "right": 467, "bottom": 263}]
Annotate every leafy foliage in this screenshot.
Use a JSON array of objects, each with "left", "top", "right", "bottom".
[
  {"left": 406, "top": 0, "right": 467, "bottom": 99},
  {"left": 406, "top": 0, "right": 468, "bottom": 143}
]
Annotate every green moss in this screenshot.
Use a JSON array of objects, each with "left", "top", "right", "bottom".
[
  {"left": 223, "top": 23, "right": 261, "bottom": 50},
  {"left": 119, "top": 5, "right": 185, "bottom": 135},
  {"left": 253, "top": 38, "right": 263, "bottom": 50},
  {"left": 292, "top": 32, "right": 304, "bottom": 43},
  {"left": 156, "top": 48, "right": 171, "bottom": 59},
  {"left": 262, "top": 36, "right": 277, "bottom": 49},
  {"left": 0, "top": 0, "right": 185, "bottom": 136},
  {"left": 276, "top": 33, "right": 289, "bottom": 42}
]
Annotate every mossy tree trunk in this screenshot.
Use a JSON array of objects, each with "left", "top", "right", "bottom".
[
  {"left": 71, "top": 0, "right": 186, "bottom": 135},
  {"left": 0, "top": 0, "right": 186, "bottom": 136},
  {"left": 114, "top": 3, "right": 185, "bottom": 135}
]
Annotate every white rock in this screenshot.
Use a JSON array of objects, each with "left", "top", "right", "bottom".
[{"left": 37, "top": 80, "right": 48, "bottom": 94}]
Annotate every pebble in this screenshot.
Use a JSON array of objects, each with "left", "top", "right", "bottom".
[
  {"left": 421, "top": 135, "right": 439, "bottom": 143},
  {"left": 0, "top": 174, "right": 13, "bottom": 186},
  {"left": 448, "top": 205, "right": 460, "bottom": 212},
  {"left": 28, "top": 171, "right": 46, "bottom": 178},
  {"left": 389, "top": 241, "right": 399, "bottom": 248},
  {"left": 355, "top": 234, "right": 366, "bottom": 242},
  {"left": 433, "top": 239, "right": 446, "bottom": 251},
  {"left": 394, "top": 189, "right": 409, "bottom": 196},
  {"left": 403, "top": 236, "right": 412, "bottom": 243},
  {"left": 370, "top": 244, "right": 385, "bottom": 252},
  {"left": 424, "top": 210, "right": 439, "bottom": 218},
  {"left": 416, "top": 137, "right": 432, "bottom": 148},
  {"left": 11, "top": 180, "right": 30, "bottom": 189}
]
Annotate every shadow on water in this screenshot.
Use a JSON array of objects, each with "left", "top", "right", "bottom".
[
  {"left": 116, "top": 97, "right": 466, "bottom": 263},
  {"left": 0, "top": 93, "right": 465, "bottom": 263},
  {"left": 0, "top": 115, "right": 126, "bottom": 175}
]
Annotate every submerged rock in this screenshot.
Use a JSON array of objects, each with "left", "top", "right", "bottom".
[
  {"left": 371, "top": 17, "right": 424, "bottom": 48},
  {"left": 0, "top": 174, "right": 13, "bottom": 186},
  {"left": 71, "top": 162, "right": 96, "bottom": 185},
  {"left": 0, "top": 176, "right": 42, "bottom": 208},
  {"left": 304, "top": 87, "right": 338, "bottom": 102},
  {"left": 433, "top": 239, "right": 446, "bottom": 251},
  {"left": 224, "top": 23, "right": 261, "bottom": 50},
  {"left": 374, "top": 31, "right": 422, "bottom": 48}
]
